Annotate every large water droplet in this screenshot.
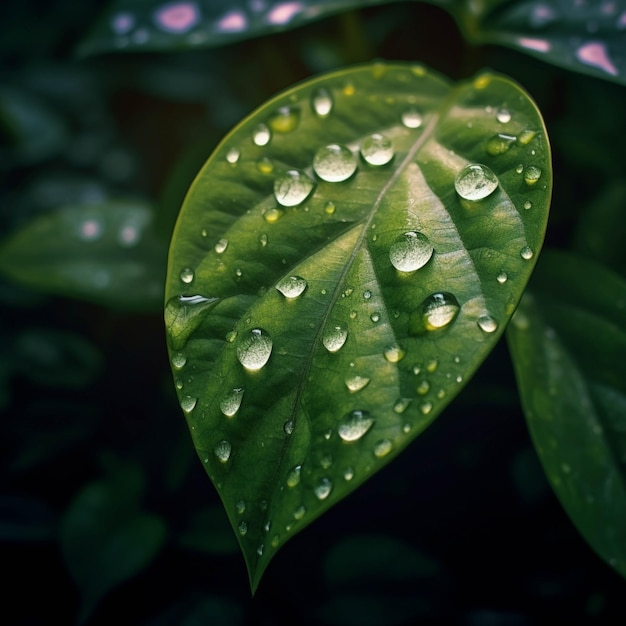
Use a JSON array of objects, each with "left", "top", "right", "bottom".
[
  {"left": 477, "top": 314, "right": 498, "bottom": 333},
  {"left": 524, "top": 165, "right": 542, "bottom": 186},
  {"left": 180, "top": 395, "right": 197, "bottom": 413},
  {"left": 416, "top": 292, "right": 460, "bottom": 332},
  {"left": 455, "top": 164, "right": 499, "bottom": 201},
  {"left": 383, "top": 344, "right": 405, "bottom": 362},
  {"left": 220, "top": 387, "right": 244, "bottom": 417},
  {"left": 389, "top": 231, "right": 434, "bottom": 272},
  {"left": 214, "top": 440, "right": 232, "bottom": 463},
  {"left": 345, "top": 375, "right": 370, "bottom": 393},
  {"left": 374, "top": 439, "right": 393, "bottom": 458},
  {"left": 322, "top": 325, "right": 348, "bottom": 352},
  {"left": 311, "top": 87, "right": 333, "bottom": 117},
  {"left": 401, "top": 108, "right": 423, "bottom": 128},
  {"left": 338, "top": 409, "right": 375, "bottom": 442},
  {"left": 171, "top": 352, "right": 187, "bottom": 369},
  {"left": 214, "top": 238, "right": 228, "bottom": 253},
  {"left": 313, "top": 144, "right": 357, "bottom": 182},
  {"left": 252, "top": 123, "right": 271, "bottom": 146},
  {"left": 237, "top": 328, "right": 273, "bottom": 370},
  {"left": 314, "top": 478, "right": 332, "bottom": 500},
  {"left": 486, "top": 133, "right": 516, "bottom": 156},
  {"left": 225, "top": 147, "right": 240, "bottom": 164},
  {"left": 274, "top": 170, "right": 315, "bottom": 206},
  {"left": 276, "top": 275, "right": 307, "bottom": 298},
  {"left": 360, "top": 133, "right": 394, "bottom": 166},
  {"left": 286, "top": 465, "right": 301, "bottom": 487},
  {"left": 268, "top": 106, "right": 300, "bottom": 133},
  {"left": 180, "top": 267, "right": 194, "bottom": 284}
]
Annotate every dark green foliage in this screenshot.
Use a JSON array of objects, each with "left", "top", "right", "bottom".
[{"left": 0, "top": 0, "right": 625, "bottom": 623}]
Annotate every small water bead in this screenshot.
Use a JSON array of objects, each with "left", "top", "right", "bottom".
[
  {"left": 370, "top": 312, "right": 380, "bottom": 323},
  {"left": 311, "top": 87, "right": 333, "bottom": 117},
  {"left": 338, "top": 409, "right": 375, "bottom": 442},
  {"left": 283, "top": 419, "right": 294, "bottom": 435},
  {"left": 252, "top": 123, "right": 271, "bottom": 146},
  {"left": 294, "top": 505, "right": 306, "bottom": 520},
  {"left": 238, "top": 521, "right": 248, "bottom": 535},
  {"left": 274, "top": 170, "right": 315, "bottom": 207},
  {"left": 389, "top": 231, "right": 434, "bottom": 272},
  {"left": 496, "top": 108, "right": 512, "bottom": 123},
  {"left": 235, "top": 268, "right": 243, "bottom": 278},
  {"left": 175, "top": 379, "right": 183, "bottom": 390},
  {"left": 401, "top": 108, "right": 423, "bottom": 128},
  {"left": 322, "top": 325, "right": 348, "bottom": 353},
  {"left": 520, "top": 246, "right": 534, "bottom": 260},
  {"left": 523, "top": 200, "right": 532, "bottom": 210},
  {"left": 263, "top": 521, "right": 271, "bottom": 533},
  {"left": 516, "top": 164, "right": 524, "bottom": 174},
  {"left": 402, "top": 423, "right": 412, "bottom": 434},
  {"left": 171, "top": 352, "right": 187, "bottom": 369},
  {"left": 268, "top": 106, "right": 300, "bottom": 133},
  {"left": 486, "top": 133, "right": 516, "bottom": 156},
  {"left": 320, "top": 455, "right": 333, "bottom": 469},
  {"left": 263, "top": 207, "right": 284, "bottom": 223},
  {"left": 324, "top": 201, "right": 336, "bottom": 215},
  {"left": 225, "top": 147, "right": 240, "bottom": 164},
  {"left": 383, "top": 344, "right": 405, "bottom": 363},
  {"left": 360, "top": 133, "right": 394, "bottom": 166},
  {"left": 258, "top": 233, "right": 268, "bottom": 247},
  {"left": 214, "top": 440, "right": 232, "bottom": 463},
  {"left": 420, "top": 401, "right": 433, "bottom": 415},
  {"left": 214, "top": 238, "right": 228, "bottom": 253},
  {"left": 313, "top": 144, "right": 357, "bottom": 182},
  {"left": 524, "top": 165, "right": 542, "bottom": 186},
  {"left": 179, "top": 267, "right": 194, "bottom": 284},
  {"left": 257, "top": 156, "right": 274, "bottom": 174},
  {"left": 363, "top": 290, "right": 372, "bottom": 300},
  {"left": 518, "top": 129, "right": 536, "bottom": 145},
  {"left": 236, "top": 328, "right": 273, "bottom": 370},
  {"left": 343, "top": 467, "right": 354, "bottom": 481},
  {"left": 416, "top": 380, "right": 430, "bottom": 395},
  {"left": 324, "top": 429, "right": 332, "bottom": 440},
  {"left": 373, "top": 439, "right": 393, "bottom": 458},
  {"left": 314, "top": 478, "right": 332, "bottom": 500},
  {"left": 455, "top": 163, "right": 499, "bottom": 201},
  {"left": 496, "top": 271, "right": 508, "bottom": 284},
  {"left": 286, "top": 465, "right": 301, "bottom": 487},
  {"left": 226, "top": 330, "right": 237, "bottom": 343},
  {"left": 426, "top": 358, "right": 438, "bottom": 373},
  {"left": 180, "top": 395, "right": 197, "bottom": 413},
  {"left": 436, "top": 389, "right": 446, "bottom": 400},
  {"left": 345, "top": 375, "right": 370, "bottom": 393},
  {"left": 256, "top": 544, "right": 264, "bottom": 556},
  {"left": 477, "top": 315, "right": 498, "bottom": 333},
  {"left": 394, "top": 398, "right": 411, "bottom": 414},
  {"left": 419, "top": 292, "right": 460, "bottom": 331},
  {"left": 220, "top": 387, "right": 244, "bottom": 417},
  {"left": 276, "top": 275, "right": 307, "bottom": 299}
]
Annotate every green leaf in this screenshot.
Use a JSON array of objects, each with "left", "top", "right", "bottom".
[
  {"left": 165, "top": 62, "right": 551, "bottom": 591},
  {"left": 465, "top": 0, "right": 626, "bottom": 86},
  {"left": 60, "top": 468, "right": 167, "bottom": 623},
  {"left": 0, "top": 201, "right": 166, "bottom": 311},
  {"left": 507, "top": 249, "right": 626, "bottom": 580}
]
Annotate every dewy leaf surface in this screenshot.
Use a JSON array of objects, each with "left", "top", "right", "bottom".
[
  {"left": 507, "top": 250, "right": 626, "bottom": 580},
  {"left": 165, "top": 62, "right": 551, "bottom": 590}
]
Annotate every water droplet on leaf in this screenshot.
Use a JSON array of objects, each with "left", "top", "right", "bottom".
[
  {"left": 394, "top": 398, "right": 411, "bottom": 414},
  {"left": 477, "top": 315, "right": 498, "bottom": 333},
  {"left": 237, "top": 328, "right": 273, "bottom": 370},
  {"left": 274, "top": 170, "right": 315, "bottom": 206},
  {"left": 401, "top": 108, "right": 423, "bottom": 128},
  {"left": 313, "top": 144, "right": 357, "bottom": 182},
  {"left": 252, "top": 123, "right": 271, "bottom": 146},
  {"left": 181, "top": 395, "right": 197, "bottom": 413},
  {"left": 389, "top": 231, "right": 434, "bottom": 272},
  {"left": 286, "top": 465, "right": 301, "bottom": 487},
  {"left": 220, "top": 387, "right": 244, "bottom": 417},
  {"left": 268, "top": 106, "right": 300, "bottom": 133},
  {"left": 415, "top": 292, "right": 460, "bottom": 332},
  {"left": 179, "top": 267, "right": 194, "bottom": 284},
  {"left": 338, "top": 409, "right": 375, "bottom": 441},
  {"left": 486, "top": 133, "right": 516, "bottom": 156},
  {"left": 496, "top": 271, "right": 508, "bottom": 284},
  {"left": 360, "top": 133, "right": 394, "bottom": 166},
  {"left": 214, "top": 440, "right": 232, "bottom": 463},
  {"left": 238, "top": 521, "right": 248, "bottom": 535},
  {"left": 294, "top": 505, "right": 306, "bottom": 519},
  {"left": 374, "top": 439, "right": 393, "bottom": 458},
  {"left": 455, "top": 164, "right": 499, "bottom": 201},
  {"left": 276, "top": 275, "right": 307, "bottom": 298},
  {"left": 225, "top": 147, "right": 240, "bottom": 164},
  {"left": 322, "top": 325, "right": 348, "bottom": 352},
  {"left": 520, "top": 246, "right": 534, "bottom": 260},
  {"left": 172, "top": 352, "right": 187, "bottom": 369},
  {"left": 383, "top": 344, "right": 405, "bottom": 362},
  {"left": 345, "top": 375, "right": 370, "bottom": 392},
  {"left": 314, "top": 478, "right": 332, "bottom": 500},
  {"left": 524, "top": 165, "right": 542, "bottom": 185},
  {"left": 214, "top": 238, "right": 228, "bottom": 253},
  {"left": 496, "top": 108, "right": 511, "bottom": 123},
  {"left": 311, "top": 87, "right": 333, "bottom": 117}
]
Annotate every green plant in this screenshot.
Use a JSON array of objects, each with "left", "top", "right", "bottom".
[{"left": 0, "top": 0, "right": 625, "bottom": 623}]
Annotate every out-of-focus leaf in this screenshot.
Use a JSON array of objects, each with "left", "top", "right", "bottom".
[
  {"left": 60, "top": 468, "right": 167, "bottom": 624},
  {"left": 0, "top": 495, "right": 57, "bottom": 542},
  {"left": 507, "top": 249, "right": 626, "bottom": 580},
  {"left": 0, "top": 202, "right": 166, "bottom": 311},
  {"left": 165, "top": 61, "right": 551, "bottom": 591},
  {"left": 0, "top": 85, "right": 68, "bottom": 167},
  {"left": 318, "top": 534, "right": 446, "bottom": 625},
  {"left": 13, "top": 329, "right": 102, "bottom": 388}
]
